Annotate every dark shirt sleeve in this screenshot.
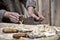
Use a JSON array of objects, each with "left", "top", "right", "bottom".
[
  {"left": 0, "top": 10, "right": 6, "bottom": 22},
  {"left": 2, "top": 0, "right": 15, "bottom": 11},
  {"left": 20, "top": 0, "right": 36, "bottom": 8},
  {"left": 26, "top": 0, "right": 36, "bottom": 8}
]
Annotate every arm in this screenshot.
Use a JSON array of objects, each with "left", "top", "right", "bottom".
[
  {"left": 26, "top": 0, "right": 44, "bottom": 21},
  {"left": 0, "top": 0, "right": 20, "bottom": 23},
  {"left": 2, "top": 0, "right": 15, "bottom": 11},
  {"left": 26, "top": 0, "right": 39, "bottom": 20},
  {"left": 0, "top": 10, "right": 6, "bottom": 22},
  {"left": 0, "top": 10, "right": 20, "bottom": 23},
  {"left": 26, "top": 0, "right": 36, "bottom": 8}
]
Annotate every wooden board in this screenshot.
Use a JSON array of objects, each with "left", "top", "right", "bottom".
[
  {"left": 0, "top": 23, "right": 59, "bottom": 40},
  {"left": 41, "top": 0, "right": 51, "bottom": 25},
  {"left": 54, "top": 0, "right": 60, "bottom": 27}
]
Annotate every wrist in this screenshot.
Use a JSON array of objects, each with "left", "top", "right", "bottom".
[{"left": 4, "top": 11, "right": 10, "bottom": 18}]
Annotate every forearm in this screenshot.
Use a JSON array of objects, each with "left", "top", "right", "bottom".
[
  {"left": 28, "top": 7, "right": 38, "bottom": 18},
  {"left": 26, "top": 0, "right": 36, "bottom": 18},
  {"left": 0, "top": 10, "right": 6, "bottom": 22}
]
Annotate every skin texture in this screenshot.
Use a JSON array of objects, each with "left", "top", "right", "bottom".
[
  {"left": 4, "top": 11, "right": 20, "bottom": 23},
  {"left": 28, "top": 7, "right": 45, "bottom": 21}
]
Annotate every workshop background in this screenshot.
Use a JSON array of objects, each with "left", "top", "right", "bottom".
[{"left": 36, "top": 0, "right": 60, "bottom": 27}]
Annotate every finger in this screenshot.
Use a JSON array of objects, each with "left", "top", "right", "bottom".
[
  {"left": 9, "top": 15, "right": 19, "bottom": 21},
  {"left": 10, "top": 12, "right": 20, "bottom": 18},
  {"left": 39, "top": 17, "right": 44, "bottom": 21},
  {"left": 30, "top": 14, "right": 39, "bottom": 20},
  {"left": 35, "top": 17, "right": 39, "bottom": 20},
  {"left": 37, "top": 12, "right": 45, "bottom": 20},
  {"left": 37, "top": 11, "right": 41, "bottom": 16},
  {"left": 40, "top": 16, "right": 45, "bottom": 20},
  {"left": 12, "top": 12, "right": 20, "bottom": 16},
  {"left": 10, "top": 18, "right": 19, "bottom": 23}
]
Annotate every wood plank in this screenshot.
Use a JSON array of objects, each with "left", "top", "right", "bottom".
[
  {"left": 55, "top": 0, "right": 60, "bottom": 26},
  {"left": 51, "top": 0, "right": 57, "bottom": 26},
  {"left": 41, "top": 0, "right": 51, "bottom": 25},
  {"left": 0, "top": 23, "right": 59, "bottom": 40}
]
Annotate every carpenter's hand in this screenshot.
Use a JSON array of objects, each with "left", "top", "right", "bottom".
[
  {"left": 28, "top": 7, "right": 39, "bottom": 19},
  {"left": 37, "top": 11, "right": 45, "bottom": 21},
  {"left": 28, "top": 7, "right": 45, "bottom": 22},
  {"left": 4, "top": 11, "right": 20, "bottom": 23}
]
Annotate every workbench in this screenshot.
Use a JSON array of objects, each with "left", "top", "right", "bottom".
[{"left": 0, "top": 23, "right": 59, "bottom": 40}]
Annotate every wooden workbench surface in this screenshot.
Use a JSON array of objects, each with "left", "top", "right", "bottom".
[{"left": 0, "top": 23, "right": 59, "bottom": 40}]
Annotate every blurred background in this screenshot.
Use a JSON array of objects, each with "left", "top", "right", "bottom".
[{"left": 35, "top": 0, "right": 60, "bottom": 27}]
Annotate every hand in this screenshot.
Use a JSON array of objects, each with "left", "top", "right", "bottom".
[
  {"left": 4, "top": 11, "right": 20, "bottom": 23},
  {"left": 28, "top": 7, "right": 39, "bottom": 20},
  {"left": 37, "top": 11, "right": 45, "bottom": 21},
  {"left": 28, "top": 7, "right": 44, "bottom": 21}
]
